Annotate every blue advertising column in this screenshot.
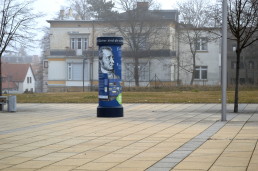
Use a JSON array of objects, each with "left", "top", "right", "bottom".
[{"left": 97, "top": 37, "right": 123, "bottom": 117}]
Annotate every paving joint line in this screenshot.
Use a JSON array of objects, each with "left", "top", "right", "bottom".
[
  {"left": 0, "top": 115, "right": 89, "bottom": 135},
  {"left": 146, "top": 113, "right": 237, "bottom": 171},
  {"left": 106, "top": 104, "right": 221, "bottom": 170}
]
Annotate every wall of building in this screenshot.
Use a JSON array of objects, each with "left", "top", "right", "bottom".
[
  {"left": 178, "top": 30, "right": 221, "bottom": 85},
  {"left": 22, "top": 67, "right": 35, "bottom": 93}
]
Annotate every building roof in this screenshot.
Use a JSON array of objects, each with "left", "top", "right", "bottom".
[
  {"left": 2, "top": 63, "right": 32, "bottom": 82},
  {"left": 2, "top": 81, "right": 18, "bottom": 89}
]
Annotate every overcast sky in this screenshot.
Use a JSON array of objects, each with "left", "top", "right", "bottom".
[{"left": 31, "top": 0, "right": 178, "bottom": 56}]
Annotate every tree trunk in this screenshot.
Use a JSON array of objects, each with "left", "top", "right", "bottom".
[
  {"left": 234, "top": 50, "right": 241, "bottom": 113},
  {"left": 0, "top": 59, "right": 2, "bottom": 111},
  {"left": 134, "top": 56, "right": 140, "bottom": 87},
  {"left": 190, "top": 54, "right": 196, "bottom": 85}
]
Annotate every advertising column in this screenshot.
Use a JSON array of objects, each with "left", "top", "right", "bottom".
[{"left": 97, "top": 37, "right": 123, "bottom": 117}]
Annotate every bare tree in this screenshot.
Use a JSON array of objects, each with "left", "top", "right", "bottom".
[
  {"left": 227, "top": 0, "right": 258, "bottom": 113},
  {"left": 0, "top": 0, "right": 41, "bottom": 106},
  {"left": 67, "top": 0, "right": 115, "bottom": 20},
  {"left": 177, "top": 0, "right": 219, "bottom": 85},
  {"left": 68, "top": 0, "right": 91, "bottom": 20},
  {"left": 109, "top": 0, "right": 172, "bottom": 86}
]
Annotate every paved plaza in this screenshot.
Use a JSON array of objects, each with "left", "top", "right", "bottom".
[{"left": 0, "top": 103, "right": 258, "bottom": 171}]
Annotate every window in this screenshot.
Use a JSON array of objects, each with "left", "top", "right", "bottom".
[
  {"left": 70, "top": 38, "right": 88, "bottom": 50},
  {"left": 67, "top": 63, "right": 88, "bottom": 81},
  {"left": 71, "top": 38, "right": 75, "bottom": 49},
  {"left": 130, "top": 34, "right": 149, "bottom": 50},
  {"left": 231, "top": 62, "right": 236, "bottom": 69},
  {"left": 44, "top": 61, "right": 48, "bottom": 68},
  {"left": 194, "top": 66, "right": 207, "bottom": 80},
  {"left": 77, "top": 38, "right": 82, "bottom": 49},
  {"left": 196, "top": 38, "right": 208, "bottom": 51},
  {"left": 240, "top": 78, "right": 245, "bottom": 84},
  {"left": 139, "top": 64, "right": 148, "bottom": 81},
  {"left": 139, "top": 36, "right": 149, "bottom": 50},
  {"left": 125, "top": 63, "right": 148, "bottom": 81},
  {"left": 27, "top": 77, "right": 32, "bottom": 83},
  {"left": 249, "top": 61, "right": 254, "bottom": 69}
]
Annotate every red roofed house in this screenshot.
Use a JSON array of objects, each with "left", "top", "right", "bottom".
[{"left": 2, "top": 63, "right": 35, "bottom": 94}]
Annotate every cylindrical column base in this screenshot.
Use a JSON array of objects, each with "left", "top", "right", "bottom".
[{"left": 97, "top": 106, "right": 123, "bottom": 117}]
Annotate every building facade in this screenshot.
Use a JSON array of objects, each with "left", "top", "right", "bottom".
[
  {"left": 45, "top": 6, "right": 223, "bottom": 92},
  {"left": 177, "top": 28, "right": 222, "bottom": 85},
  {"left": 46, "top": 8, "right": 181, "bottom": 91}
]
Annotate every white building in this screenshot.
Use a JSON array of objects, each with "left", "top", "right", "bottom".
[
  {"left": 45, "top": 6, "right": 222, "bottom": 92},
  {"left": 2, "top": 63, "right": 36, "bottom": 93},
  {"left": 175, "top": 28, "right": 221, "bottom": 85},
  {"left": 46, "top": 8, "right": 179, "bottom": 91}
]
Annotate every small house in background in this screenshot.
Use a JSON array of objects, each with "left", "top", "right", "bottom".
[{"left": 2, "top": 63, "right": 35, "bottom": 94}]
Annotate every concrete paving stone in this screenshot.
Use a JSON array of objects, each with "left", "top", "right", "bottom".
[
  {"left": 182, "top": 155, "right": 218, "bottom": 163},
  {"left": 0, "top": 151, "right": 21, "bottom": 159},
  {"left": 213, "top": 156, "right": 250, "bottom": 167},
  {"left": 34, "top": 152, "right": 77, "bottom": 161},
  {"left": 113, "top": 148, "right": 143, "bottom": 155},
  {"left": 159, "top": 157, "right": 182, "bottom": 163},
  {"left": 115, "top": 160, "right": 156, "bottom": 169},
  {"left": 0, "top": 164, "right": 13, "bottom": 170},
  {"left": 247, "top": 163, "right": 258, "bottom": 171},
  {"left": 2, "top": 168, "right": 36, "bottom": 171},
  {"left": 37, "top": 165, "right": 77, "bottom": 171},
  {"left": 15, "top": 149, "right": 55, "bottom": 158},
  {"left": 130, "top": 156, "right": 163, "bottom": 161},
  {"left": 192, "top": 148, "right": 224, "bottom": 154},
  {"left": 199, "top": 140, "right": 231, "bottom": 149},
  {"left": 221, "top": 151, "right": 253, "bottom": 158},
  {"left": 152, "top": 162, "right": 178, "bottom": 168},
  {"left": 0, "top": 156, "right": 32, "bottom": 165},
  {"left": 70, "top": 151, "right": 108, "bottom": 159},
  {"left": 108, "top": 167, "right": 148, "bottom": 171},
  {"left": 209, "top": 166, "right": 247, "bottom": 171},
  {"left": 76, "top": 162, "right": 118, "bottom": 170},
  {"left": 93, "top": 154, "right": 132, "bottom": 163},
  {"left": 147, "top": 167, "right": 171, "bottom": 171},
  {"left": 1, "top": 103, "right": 258, "bottom": 171},
  {"left": 52, "top": 158, "right": 92, "bottom": 166},
  {"left": 173, "top": 161, "right": 212, "bottom": 170},
  {"left": 172, "top": 170, "right": 205, "bottom": 171},
  {"left": 166, "top": 150, "right": 192, "bottom": 158},
  {"left": 11, "top": 160, "right": 55, "bottom": 169},
  {"left": 249, "top": 155, "right": 258, "bottom": 164}
]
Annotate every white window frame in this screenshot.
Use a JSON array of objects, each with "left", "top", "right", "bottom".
[
  {"left": 71, "top": 38, "right": 75, "bottom": 49},
  {"left": 67, "top": 63, "right": 88, "bottom": 81},
  {"left": 70, "top": 38, "right": 88, "bottom": 50},
  {"left": 196, "top": 38, "right": 208, "bottom": 51},
  {"left": 194, "top": 66, "right": 208, "bottom": 80},
  {"left": 77, "top": 38, "right": 82, "bottom": 50}
]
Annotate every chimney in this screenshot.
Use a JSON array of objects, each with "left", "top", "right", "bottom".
[
  {"left": 68, "top": 8, "right": 73, "bottom": 17},
  {"left": 137, "top": 2, "right": 149, "bottom": 11},
  {"left": 59, "top": 9, "right": 65, "bottom": 20}
]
